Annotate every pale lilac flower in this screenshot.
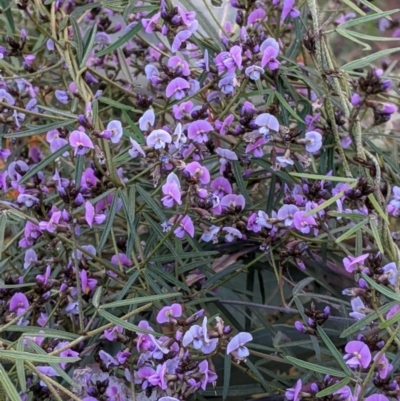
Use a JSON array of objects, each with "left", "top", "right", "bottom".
[
  {"left": 254, "top": 113, "right": 279, "bottom": 138},
  {"left": 103, "top": 325, "right": 123, "bottom": 341},
  {"left": 364, "top": 395, "right": 389, "bottom": 401},
  {"left": 156, "top": 304, "right": 182, "bottom": 324},
  {"left": 387, "top": 304, "right": 400, "bottom": 320},
  {"left": 216, "top": 147, "right": 238, "bottom": 162},
  {"left": 129, "top": 138, "right": 145, "bottom": 158},
  {"left": 99, "top": 350, "right": 118, "bottom": 368},
  {"left": 286, "top": 379, "right": 302, "bottom": 401},
  {"left": 9, "top": 292, "right": 29, "bottom": 315},
  {"left": 344, "top": 340, "right": 371, "bottom": 369},
  {"left": 0, "top": 89, "right": 16, "bottom": 105},
  {"left": 139, "top": 109, "right": 155, "bottom": 131},
  {"left": 223, "top": 227, "right": 243, "bottom": 242},
  {"left": 36, "top": 265, "right": 51, "bottom": 285},
  {"left": 46, "top": 129, "right": 69, "bottom": 156},
  {"left": 305, "top": 131, "right": 323, "bottom": 153},
  {"left": 106, "top": 120, "right": 123, "bottom": 144},
  {"left": 227, "top": 332, "right": 252, "bottom": 358},
  {"left": 198, "top": 360, "right": 218, "bottom": 390},
  {"left": 215, "top": 114, "right": 234, "bottom": 136},
  {"left": 349, "top": 297, "right": 367, "bottom": 320},
  {"left": 382, "top": 262, "right": 397, "bottom": 285},
  {"left": 80, "top": 269, "right": 97, "bottom": 295},
  {"left": 201, "top": 225, "right": 221, "bottom": 242},
  {"left": 24, "top": 249, "right": 37, "bottom": 269},
  {"left": 166, "top": 77, "right": 190, "bottom": 100},
  {"left": 246, "top": 137, "right": 268, "bottom": 157},
  {"left": 172, "top": 123, "right": 187, "bottom": 149},
  {"left": 276, "top": 155, "right": 294, "bottom": 168},
  {"left": 261, "top": 46, "right": 280, "bottom": 70},
  {"left": 343, "top": 253, "right": 369, "bottom": 273},
  {"left": 277, "top": 204, "right": 299, "bottom": 226},
  {"left": 69, "top": 130, "right": 94, "bottom": 155},
  {"left": 211, "top": 177, "right": 232, "bottom": 198},
  {"left": 39, "top": 211, "right": 62, "bottom": 233},
  {"left": 55, "top": 89, "right": 70, "bottom": 104},
  {"left": 182, "top": 317, "right": 218, "bottom": 354},
  {"left": 171, "top": 30, "right": 192, "bottom": 53},
  {"left": 245, "top": 65, "right": 264, "bottom": 80},
  {"left": 218, "top": 74, "right": 237, "bottom": 95},
  {"left": 146, "top": 129, "right": 172, "bottom": 149}
]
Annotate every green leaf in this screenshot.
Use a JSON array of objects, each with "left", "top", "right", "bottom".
[
  {"left": 0, "top": 363, "right": 21, "bottom": 401},
  {"left": 98, "top": 308, "right": 159, "bottom": 335},
  {"left": 16, "top": 337, "right": 26, "bottom": 392},
  {"left": 222, "top": 353, "right": 232, "bottom": 401},
  {"left": 367, "top": 193, "right": 389, "bottom": 223},
  {"left": 361, "top": 273, "right": 400, "bottom": 302},
  {"left": 136, "top": 185, "right": 166, "bottom": 221},
  {"left": 316, "top": 326, "right": 353, "bottom": 376},
  {"left": 340, "top": 0, "right": 366, "bottom": 15},
  {"left": 95, "top": 12, "right": 156, "bottom": 57},
  {"left": 0, "top": 213, "right": 6, "bottom": 262},
  {"left": 0, "top": 0, "right": 15, "bottom": 34},
  {"left": 289, "top": 173, "right": 356, "bottom": 182},
  {"left": 357, "top": 0, "right": 389, "bottom": 15},
  {"left": 338, "top": 9, "right": 398, "bottom": 29},
  {"left": 275, "top": 91, "right": 303, "bottom": 123},
  {"left": 369, "top": 219, "right": 384, "bottom": 254},
  {"left": 335, "top": 220, "right": 367, "bottom": 243},
  {"left": 92, "top": 286, "right": 103, "bottom": 309},
  {"left": 100, "top": 292, "right": 181, "bottom": 309},
  {"left": 0, "top": 349, "right": 80, "bottom": 364},
  {"left": 74, "top": 154, "right": 85, "bottom": 189},
  {"left": 245, "top": 359, "right": 272, "bottom": 393},
  {"left": 19, "top": 144, "right": 70, "bottom": 185},
  {"left": 316, "top": 377, "right": 351, "bottom": 397},
  {"left": 99, "top": 96, "right": 139, "bottom": 112},
  {"left": 122, "top": 110, "right": 144, "bottom": 142},
  {"left": 342, "top": 47, "right": 400, "bottom": 71},
  {"left": 4, "top": 119, "right": 76, "bottom": 138},
  {"left": 70, "top": 16, "right": 84, "bottom": 64},
  {"left": 336, "top": 28, "right": 370, "bottom": 51},
  {"left": 232, "top": 161, "right": 252, "bottom": 206},
  {"left": 285, "top": 356, "right": 347, "bottom": 377},
  {"left": 117, "top": 47, "right": 135, "bottom": 86},
  {"left": 98, "top": 192, "right": 119, "bottom": 251},
  {"left": 80, "top": 22, "right": 97, "bottom": 68}
]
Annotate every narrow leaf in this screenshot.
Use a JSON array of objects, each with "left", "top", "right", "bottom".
[
  {"left": 0, "top": 213, "right": 6, "bottom": 262},
  {"left": 290, "top": 173, "right": 356, "bottom": 182},
  {"left": 0, "top": 349, "right": 80, "bottom": 364},
  {"left": 342, "top": 47, "right": 400, "bottom": 71},
  {"left": 0, "top": 364, "right": 21, "bottom": 401},
  {"left": 285, "top": 356, "right": 347, "bottom": 377},
  {"left": 232, "top": 161, "right": 252, "bottom": 206},
  {"left": 275, "top": 91, "right": 303, "bottom": 123},
  {"left": 222, "top": 353, "right": 232, "bottom": 401},
  {"left": 98, "top": 192, "right": 119, "bottom": 251},
  {"left": 70, "top": 16, "right": 84, "bottom": 63},
  {"left": 4, "top": 119, "right": 76, "bottom": 138},
  {"left": 369, "top": 219, "right": 384, "bottom": 254},
  {"left": 361, "top": 273, "right": 400, "bottom": 302},
  {"left": 16, "top": 337, "right": 26, "bottom": 392},
  {"left": 316, "top": 377, "right": 351, "bottom": 397},
  {"left": 99, "top": 96, "right": 139, "bottom": 112},
  {"left": 80, "top": 23, "right": 97, "bottom": 68},
  {"left": 74, "top": 154, "right": 85, "bottom": 189},
  {"left": 335, "top": 220, "right": 367, "bottom": 243},
  {"left": 100, "top": 292, "right": 181, "bottom": 309},
  {"left": 367, "top": 193, "right": 389, "bottom": 223},
  {"left": 136, "top": 185, "right": 166, "bottom": 221}
]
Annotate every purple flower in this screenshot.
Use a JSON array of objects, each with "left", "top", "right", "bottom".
[
  {"left": 0, "top": 148, "right": 10, "bottom": 161},
  {"left": 254, "top": 113, "right": 279, "bottom": 137},
  {"left": 106, "top": 120, "right": 123, "bottom": 144},
  {"left": 69, "top": 130, "right": 94, "bottom": 155},
  {"left": 173, "top": 101, "right": 193, "bottom": 120},
  {"left": 246, "top": 137, "right": 268, "bottom": 157},
  {"left": 218, "top": 74, "right": 237, "bottom": 95},
  {"left": 188, "top": 120, "right": 213, "bottom": 143},
  {"left": 166, "top": 77, "right": 190, "bottom": 100},
  {"left": 103, "top": 325, "right": 123, "bottom": 341},
  {"left": 286, "top": 379, "right": 302, "bottom": 401},
  {"left": 293, "top": 211, "right": 316, "bottom": 234},
  {"left": 46, "top": 129, "right": 69, "bottom": 156},
  {"left": 85, "top": 201, "right": 106, "bottom": 228},
  {"left": 277, "top": 204, "right": 299, "bottom": 226},
  {"left": 39, "top": 211, "right": 62, "bottom": 233},
  {"left": 162, "top": 172, "right": 182, "bottom": 207},
  {"left": 277, "top": 153, "right": 294, "bottom": 167},
  {"left": 81, "top": 269, "right": 97, "bottom": 294},
  {"left": 129, "top": 138, "right": 145, "bottom": 158},
  {"left": 198, "top": 360, "right": 218, "bottom": 390},
  {"left": 343, "top": 253, "right": 369, "bottom": 273},
  {"left": 227, "top": 332, "right": 252, "bottom": 358},
  {"left": 184, "top": 161, "right": 210, "bottom": 184},
  {"left": 168, "top": 55, "right": 190, "bottom": 76},
  {"left": 220, "top": 194, "right": 245, "bottom": 212},
  {"left": 142, "top": 11, "right": 161, "bottom": 33},
  {"left": 344, "top": 340, "right": 371, "bottom": 369},
  {"left": 0, "top": 89, "right": 16, "bottom": 105},
  {"left": 171, "top": 30, "right": 192, "bottom": 53},
  {"left": 211, "top": 177, "right": 232, "bottom": 197},
  {"left": 215, "top": 114, "right": 234, "bottom": 135},
  {"left": 374, "top": 353, "right": 392, "bottom": 379},
  {"left": 247, "top": 8, "right": 267, "bottom": 26},
  {"left": 139, "top": 109, "right": 155, "bottom": 131},
  {"left": 9, "top": 292, "right": 29, "bottom": 315},
  {"left": 281, "top": 0, "right": 300, "bottom": 21},
  {"left": 201, "top": 225, "right": 221, "bottom": 242},
  {"left": 174, "top": 215, "right": 195, "bottom": 238},
  {"left": 261, "top": 46, "right": 280, "bottom": 70},
  {"left": 99, "top": 350, "right": 118, "bottom": 368},
  {"left": 156, "top": 303, "right": 182, "bottom": 323},
  {"left": 146, "top": 129, "right": 172, "bottom": 149},
  {"left": 36, "top": 265, "right": 51, "bottom": 285},
  {"left": 305, "top": 131, "right": 323, "bottom": 153},
  {"left": 364, "top": 396, "right": 389, "bottom": 401},
  {"left": 145, "top": 64, "right": 160, "bottom": 83},
  {"left": 55, "top": 89, "right": 70, "bottom": 104}
]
